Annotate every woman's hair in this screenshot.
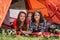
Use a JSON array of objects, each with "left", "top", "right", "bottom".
[
  {"left": 32, "top": 10, "right": 44, "bottom": 23},
  {"left": 16, "top": 11, "right": 27, "bottom": 29}
]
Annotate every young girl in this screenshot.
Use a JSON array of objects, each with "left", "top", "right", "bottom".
[
  {"left": 26, "top": 12, "right": 33, "bottom": 31},
  {"left": 13, "top": 11, "right": 27, "bottom": 35}
]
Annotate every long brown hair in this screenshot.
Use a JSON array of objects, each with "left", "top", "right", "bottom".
[
  {"left": 32, "top": 10, "right": 44, "bottom": 23},
  {"left": 16, "top": 11, "right": 27, "bottom": 30}
]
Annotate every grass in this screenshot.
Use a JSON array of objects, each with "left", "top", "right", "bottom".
[{"left": 0, "top": 29, "right": 60, "bottom": 40}]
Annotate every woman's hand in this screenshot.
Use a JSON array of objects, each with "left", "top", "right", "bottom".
[
  {"left": 32, "top": 32, "right": 42, "bottom": 36},
  {"left": 21, "top": 31, "right": 32, "bottom": 34}
]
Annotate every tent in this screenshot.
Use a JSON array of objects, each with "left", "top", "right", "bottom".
[
  {"left": 0, "top": 0, "right": 12, "bottom": 27},
  {"left": 0, "top": 0, "right": 60, "bottom": 27},
  {"left": 27, "top": 0, "right": 60, "bottom": 24}
]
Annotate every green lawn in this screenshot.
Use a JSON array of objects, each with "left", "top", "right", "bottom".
[
  {"left": 0, "top": 29, "right": 60, "bottom": 40},
  {"left": 0, "top": 32, "right": 60, "bottom": 40},
  {"left": 0, "top": 35, "right": 60, "bottom": 40}
]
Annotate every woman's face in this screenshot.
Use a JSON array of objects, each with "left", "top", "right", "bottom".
[
  {"left": 27, "top": 13, "right": 32, "bottom": 20},
  {"left": 34, "top": 12, "right": 40, "bottom": 21},
  {"left": 19, "top": 13, "right": 26, "bottom": 22}
]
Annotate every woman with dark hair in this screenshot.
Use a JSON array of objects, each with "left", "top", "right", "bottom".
[
  {"left": 29, "top": 10, "right": 46, "bottom": 36},
  {"left": 13, "top": 11, "right": 27, "bottom": 35}
]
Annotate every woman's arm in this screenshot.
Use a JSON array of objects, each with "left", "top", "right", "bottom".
[{"left": 20, "top": 31, "right": 32, "bottom": 34}]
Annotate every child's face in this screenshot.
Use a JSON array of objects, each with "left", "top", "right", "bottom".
[{"left": 28, "top": 13, "right": 32, "bottom": 20}]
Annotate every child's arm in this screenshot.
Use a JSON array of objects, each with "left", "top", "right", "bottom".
[{"left": 27, "top": 24, "right": 29, "bottom": 31}]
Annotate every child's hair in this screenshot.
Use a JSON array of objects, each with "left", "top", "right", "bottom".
[{"left": 27, "top": 12, "right": 33, "bottom": 18}]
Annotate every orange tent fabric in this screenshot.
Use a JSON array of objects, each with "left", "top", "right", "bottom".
[
  {"left": 45, "top": 0, "right": 60, "bottom": 24},
  {"left": 0, "top": 0, "right": 12, "bottom": 27},
  {"left": 27, "top": 0, "right": 60, "bottom": 24},
  {"left": 27, "top": 0, "right": 48, "bottom": 16}
]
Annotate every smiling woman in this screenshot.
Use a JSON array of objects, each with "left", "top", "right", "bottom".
[
  {"left": 13, "top": 11, "right": 27, "bottom": 35},
  {"left": 29, "top": 10, "right": 46, "bottom": 35}
]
